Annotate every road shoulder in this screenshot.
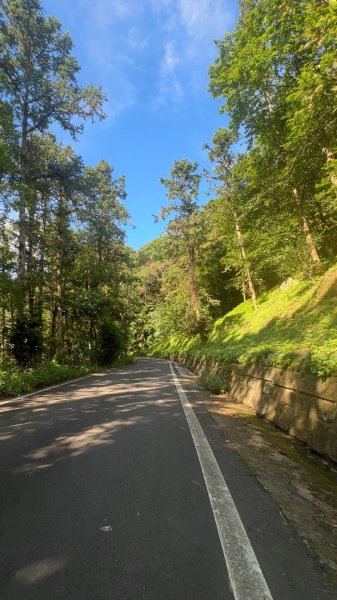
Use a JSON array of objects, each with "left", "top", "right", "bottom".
[{"left": 175, "top": 363, "right": 337, "bottom": 586}]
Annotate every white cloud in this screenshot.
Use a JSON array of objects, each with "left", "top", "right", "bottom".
[
  {"left": 152, "top": 0, "right": 234, "bottom": 104},
  {"left": 162, "top": 41, "right": 180, "bottom": 73},
  {"left": 155, "top": 77, "right": 184, "bottom": 108},
  {"left": 126, "top": 26, "right": 149, "bottom": 52},
  {"left": 85, "top": 0, "right": 140, "bottom": 27},
  {"left": 77, "top": 0, "right": 145, "bottom": 120},
  {"left": 177, "top": 0, "right": 232, "bottom": 41},
  {"left": 62, "top": 0, "right": 236, "bottom": 118},
  {"left": 150, "top": 0, "right": 233, "bottom": 43}
]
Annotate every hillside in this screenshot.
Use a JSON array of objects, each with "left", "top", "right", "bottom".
[{"left": 151, "top": 265, "right": 337, "bottom": 378}]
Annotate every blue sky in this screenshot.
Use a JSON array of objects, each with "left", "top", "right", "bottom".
[{"left": 43, "top": 0, "right": 238, "bottom": 249}]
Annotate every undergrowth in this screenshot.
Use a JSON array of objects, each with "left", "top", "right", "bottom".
[
  {"left": 150, "top": 265, "right": 337, "bottom": 378},
  {"left": 0, "top": 355, "right": 133, "bottom": 399},
  {"left": 197, "top": 371, "right": 229, "bottom": 394}
]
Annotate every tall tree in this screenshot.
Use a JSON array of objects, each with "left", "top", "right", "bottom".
[
  {"left": 159, "top": 159, "right": 202, "bottom": 322},
  {"left": 209, "top": 0, "right": 323, "bottom": 267},
  {"left": 79, "top": 161, "right": 128, "bottom": 266},
  {"left": 69, "top": 161, "right": 130, "bottom": 362},
  {"left": 205, "top": 128, "right": 258, "bottom": 307},
  {"left": 0, "top": 0, "right": 106, "bottom": 307}
]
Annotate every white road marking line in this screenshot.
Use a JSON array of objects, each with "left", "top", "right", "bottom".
[{"left": 170, "top": 362, "right": 273, "bottom": 600}]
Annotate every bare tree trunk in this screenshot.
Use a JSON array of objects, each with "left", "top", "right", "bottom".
[
  {"left": 0, "top": 227, "right": 8, "bottom": 357},
  {"left": 233, "top": 210, "right": 257, "bottom": 309},
  {"left": 27, "top": 197, "right": 36, "bottom": 319},
  {"left": 1, "top": 253, "right": 6, "bottom": 358},
  {"left": 242, "top": 275, "right": 247, "bottom": 302},
  {"left": 50, "top": 304, "right": 57, "bottom": 357},
  {"left": 1, "top": 302, "right": 6, "bottom": 358},
  {"left": 292, "top": 187, "right": 321, "bottom": 264},
  {"left": 18, "top": 139, "right": 27, "bottom": 279},
  {"left": 17, "top": 88, "right": 31, "bottom": 317},
  {"left": 37, "top": 193, "right": 48, "bottom": 325},
  {"left": 55, "top": 277, "right": 63, "bottom": 361},
  {"left": 54, "top": 190, "right": 66, "bottom": 361}
]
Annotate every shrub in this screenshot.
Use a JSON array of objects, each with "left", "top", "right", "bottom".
[
  {"left": 9, "top": 316, "right": 43, "bottom": 367},
  {"left": 197, "top": 371, "right": 229, "bottom": 394},
  {"left": 96, "top": 321, "right": 126, "bottom": 366},
  {"left": 0, "top": 362, "right": 91, "bottom": 398}
]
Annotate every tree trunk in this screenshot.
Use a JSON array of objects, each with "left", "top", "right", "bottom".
[
  {"left": 186, "top": 243, "right": 200, "bottom": 320},
  {"left": 54, "top": 190, "right": 66, "bottom": 361},
  {"left": 18, "top": 142, "right": 27, "bottom": 279},
  {"left": 0, "top": 226, "right": 8, "bottom": 356},
  {"left": 55, "top": 277, "right": 63, "bottom": 361},
  {"left": 242, "top": 276, "right": 247, "bottom": 302},
  {"left": 233, "top": 210, "right": 257, "bottom": 309},
  {"left": 17, "top": 88, "right": 30, "bottom": 315},
  {"left": 1, "top": 254, "right": 6, "bottom": 357},
  {"left": 292, "top": 187, "right": 321, "bottom": 264},
  {"left": 37, "top": 193, "right": 48, "bottom": 325},
  {"left": 1, "top": 302, "right": 6, "bottom": 357},
  {"left": 27, "top": 197, "right": 36, "bottom": 319},
  {"left": 322, "top": 147, "right": 337, "bottom": 188}
]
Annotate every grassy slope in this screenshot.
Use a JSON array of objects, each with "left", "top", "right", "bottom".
[{"left": 151, "top": 265, "right": 337, "bottom": 378}]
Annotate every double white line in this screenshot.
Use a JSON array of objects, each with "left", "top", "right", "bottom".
[{"left": 170, "top": 362, "right": 273, "bottom": 600}]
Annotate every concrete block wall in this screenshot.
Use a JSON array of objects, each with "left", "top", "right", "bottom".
[{"left": 171, "top": 354, "right": 337, "bottom": 462}]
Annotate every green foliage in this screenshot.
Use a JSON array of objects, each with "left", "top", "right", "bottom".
[
  {"left": 96, "top": 322, "right": 126, "bottom": 366},
  {"left": 0, "top": 362, "right": 91, "bottom": 397},
  {"left": 0, "top": 356, "right": 134, "bottom": 398},
  {"left": 9, "top": 316, "right": 43, "bottom": 367},
  {"left": 0, "top": 0, "right": 106, "bottom": 137},
  {"left": 150, "top": 265, "right": 337, "bottom": 378},
  {"left": 197, "top": 371, "right": 229, "bottom": 394},
  {"left": 2, "top": 0, "right": 337, "bottom": 386},
  {"left": 151, "top": 159, "right": 219, "bottom": 336},
  {"left": 209, "top": 0, "right": 337, "bottom": 272},
  {"left": 159, "top": 159, "right": 201, "bottom": 222},
  {"left": 0, "top": 1, "right": 133, "bottom": 371}
]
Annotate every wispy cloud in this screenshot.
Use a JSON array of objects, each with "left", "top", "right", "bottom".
[
  {"left": 126, "top": 26, "right": 149, "bottom": 52},
  {"left": 77, "top": 0, "right": 146, "bottom": 120},
  {"left": 177, "top": 0, "right": 233, "bottom": 41},
  {"left": 85, "top": 0, "right": 140, "bottom": 27},
  {"left": 162, "top": 41, "right": 180, "bottom": 73},
  {"left": 61, "top": 0, "right": 236, "bottom": 118},
  {"left": 152, "top": 0, "right": 235, "bottom": 105}
]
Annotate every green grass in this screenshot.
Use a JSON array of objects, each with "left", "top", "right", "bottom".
[
  {"left": 197, "top": 371, "right": 229, "bottom": 394},
  {"left": 0, "top": 355, "right": 134, "bottom": 399},
  {"left": 150, "top": 265, "right": 337, "bottom": 378}
]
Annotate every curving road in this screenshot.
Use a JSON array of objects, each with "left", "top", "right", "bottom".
[{"left": 0, "top": 358, "right": 335, "bottom": 599}]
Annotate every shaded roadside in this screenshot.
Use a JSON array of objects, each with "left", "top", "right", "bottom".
[{"left": 175, "top": 364, "right": 337, "bottom": 585}]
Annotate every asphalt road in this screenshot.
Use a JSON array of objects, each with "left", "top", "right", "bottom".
[{"left": 0, "top": 358, "right": 335, "bottom": 599}]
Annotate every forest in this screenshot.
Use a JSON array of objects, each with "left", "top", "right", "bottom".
[{"left": 1, "top": 0, "right": 337, "bottom": 396}]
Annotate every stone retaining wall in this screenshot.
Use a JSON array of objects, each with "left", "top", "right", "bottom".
[{"left": 171, "top": 354, "right": 337, "bottom": 462}]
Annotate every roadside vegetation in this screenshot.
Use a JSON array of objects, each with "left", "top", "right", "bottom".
[
  {"left": 150, "top": 265, "right": 337, "bottom": 378},
  {"left": 1, "top": 0, "right": 337, "bottom": 394},
  {"left": 0, "top": 1, "right": 137, "bottom": 395},
  {"left": 0, "top": 356, "right": 133, "bottom": 399},
  {"left": 197, "top": 371, "right": 229, "bottom": 395},
  {"left": 133, "top": 1, "right": 337, "bottom": 378}
]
